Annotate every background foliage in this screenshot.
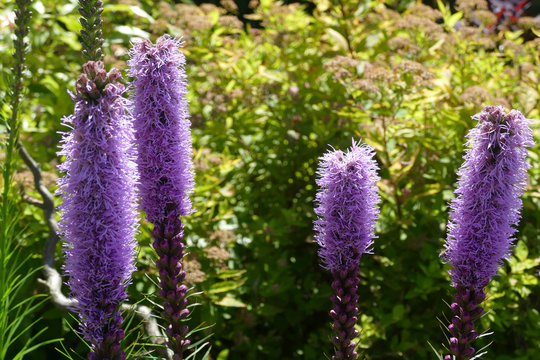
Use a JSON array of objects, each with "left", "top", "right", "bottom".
[{"left": 0, "top": 0, "right": 539, "bottom": 359}]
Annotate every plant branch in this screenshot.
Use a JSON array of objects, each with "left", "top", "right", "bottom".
[{"left": 336, "top": 0, "right": 355, "bottom": 58}]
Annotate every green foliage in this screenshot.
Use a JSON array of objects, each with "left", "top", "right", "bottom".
[
  {"left": 0, "top": 1, "right": 59, "bottom": 358},
  {"left": 0, "top": 0, "right": 538, "bottom": 359}
]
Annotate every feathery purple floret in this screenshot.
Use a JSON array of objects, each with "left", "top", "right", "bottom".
[
  {"left": 57, "top": 61, "right": 137, "bottom": 349},
  {"left": 444, "top": 106, "right": 534, "bottom": 290},
  {"left": 128, "top": 35, "right": 195, "bottom": 359},
  {"left": 314, "top": 141, "right": 381, "bottom": 271},
  {"left": 128, "top": 35, "right": 194, "bottom": 222},
  {"left": 314, "top": 141, "right": 380, "bottom": 360}
]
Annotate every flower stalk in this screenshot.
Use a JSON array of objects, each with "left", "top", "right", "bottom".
[
  {"left": 314, "top": 141, "right": 380, "bottom": 360},
  {"left": 57, "top": 61, "right": 137, "bottom": 360},
  {"left": 329, "top": 266, "right": 360, "bottom": 360},
  {"left": 128, "top": 35, "right": 195, "bottom": 359},
  {"left": 443, "top": 106, "right": 534, "bottom": 359},
  {"left": 78, "top": 0, "right": 104, "bottom": 61}
]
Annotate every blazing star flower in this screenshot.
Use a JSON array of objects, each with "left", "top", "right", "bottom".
[
  {"left": 314, "top": 141, "right": 380, "bottom": 360},
  {"left": 442, "top": 106, "right": 534, "bottom": 360},
  {"left": 128, "top": 35, "right": 194, "bottom": 223},
  {"left": 444, "top": 106, "right": 534, "bottom": 290},
  {"left": 57, "top": 61, "right": 137, "bottom": 360},
  {"left": 314, "top": 141, "right": 380, "bottom": 272},
  {"left": 128, "top": 35, "right": 195, "bottom": 358}
]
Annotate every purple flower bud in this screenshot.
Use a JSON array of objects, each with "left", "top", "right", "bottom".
[
  {"left": 159, "top": 269, "right": 169, "bottom": 279},
  {"left": 459, "top": 288, "right": 471, "bottom": 302},
  {"left": 345, "top": 302, "right": 357, "bottom": 313},
  {"left": 465, "top": 300, "right": 478, "bottom": 312},
  {"left": 463, "top": 347, "right": 475, "bottom": 357},
  {"left": 444, "top": 106, "right": 534, "bottom": 290},
  {"left": 474, "top": 290, "right": 486, "bottom": 303},
  {"left": 344, "top": 316, "right": 357, "bottom": 328},
  {"left": 451, "top": 316, "right": 461, "bottom": 329},
  {"left": 449, "top": 337, "right": 459, "bottom": 354},
  {"left": 448, "top": 323, "right": 458, "bottom": 336},
  {"left": 180, "top": 325, "right": 189, "bottom": 335},
  {"left": 470, "top": 306, "right": 484, "bottom": 319},
  {"left": 463, "top": 321, "right": 474, "bottom": 333}
]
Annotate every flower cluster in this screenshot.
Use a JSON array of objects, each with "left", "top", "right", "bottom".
[
  {"left": 57, "top": 60, "right": 137, "bottom": 359},
  {"left": 128, "top": 35, "right": 194, "bottom": 223},
  {"left": 444, "top": 106, "right": 534, "bottom": 290},
  {"left": 443, "top": 106, "right": 533, "bottom": 359},
  {"left": 128, "top": 35, "right": 195, "bottom": 358},
  {"left": 314, "top": 141, "right": 380, "bottom": 272},
  {"left": 314, "top": 141, "right": 381, "bottom": 360}
]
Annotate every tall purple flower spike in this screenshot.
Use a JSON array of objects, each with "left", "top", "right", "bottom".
[
  {"left": 443, "top": 106, "right": 534, "bottom": 360},
  {"left": 314, "top": 141, "right": 381, "bottom": 360},
  {"left": 128, "top": 35, "right": 195, "bottom": 359},
  {"left": 57, "top": 61, "right": 138, "bottom": 360}
]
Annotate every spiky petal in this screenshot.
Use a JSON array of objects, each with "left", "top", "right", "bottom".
[{"left": 57, "top": 61, "right": 137, "bottom": 359}]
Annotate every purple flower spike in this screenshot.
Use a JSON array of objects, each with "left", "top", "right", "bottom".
[
  {"left": 314, "top": 141, "right": 381, "bottom": 360},
  {"left": 128, "top": 35, "right": 194, "bottom": 223},
  {"left": 443, "top": 106, "right": 534, "bottom": 360},
  {"left": 128, "top": 35, "right": 195, "bottom": 359},
  {"left": 57, "top": 61, "right": 138, "bottom": 359},
  {"left": 444, "top": 106, "right": 533, "bottom": 290}
]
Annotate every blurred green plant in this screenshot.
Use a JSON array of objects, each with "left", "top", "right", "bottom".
[{"left": 0, "top": 1, "right": 59, "bottom": 358}]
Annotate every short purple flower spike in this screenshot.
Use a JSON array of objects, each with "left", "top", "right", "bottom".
[
  {"left": 57, "top": 61, "right": 138, "bottom": 360},
  {"left": 128, "top": 35, "right": 195, "bottom": 359},
  {"left": 314, "top": 141, "right": 381, "bottom": 360},
  {"left": 445, "top": 106, "right": 534, "bottom": 289},
  {"left": 128, "top": 35, "right": 194, "bottom": 223},
  {"left": 314, "top": 141, "right": 380, "bottom": 272},
  {"left": 443, "top": 106, "right": 533, "bottom": 360}
]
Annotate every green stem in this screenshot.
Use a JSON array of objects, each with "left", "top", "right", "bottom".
[
  {"left": 2, "top": 0, "right": 33, "bottom": 292},
  {"left": 78, "top": 0, "right": 104, "bottom": 61}
]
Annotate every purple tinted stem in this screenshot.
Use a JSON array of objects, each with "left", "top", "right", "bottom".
[
  {"left": 446, "top": 285, "right": 486, "bottom": 360},
  {"left": 152, "top": 216, "right": 190, "bottom": 358},
  {"left": 87, "top": 311, "right": 126, "bottom": 360},
  {"left": 329, "top": 264, "right": 360, "bottom": 360}
]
